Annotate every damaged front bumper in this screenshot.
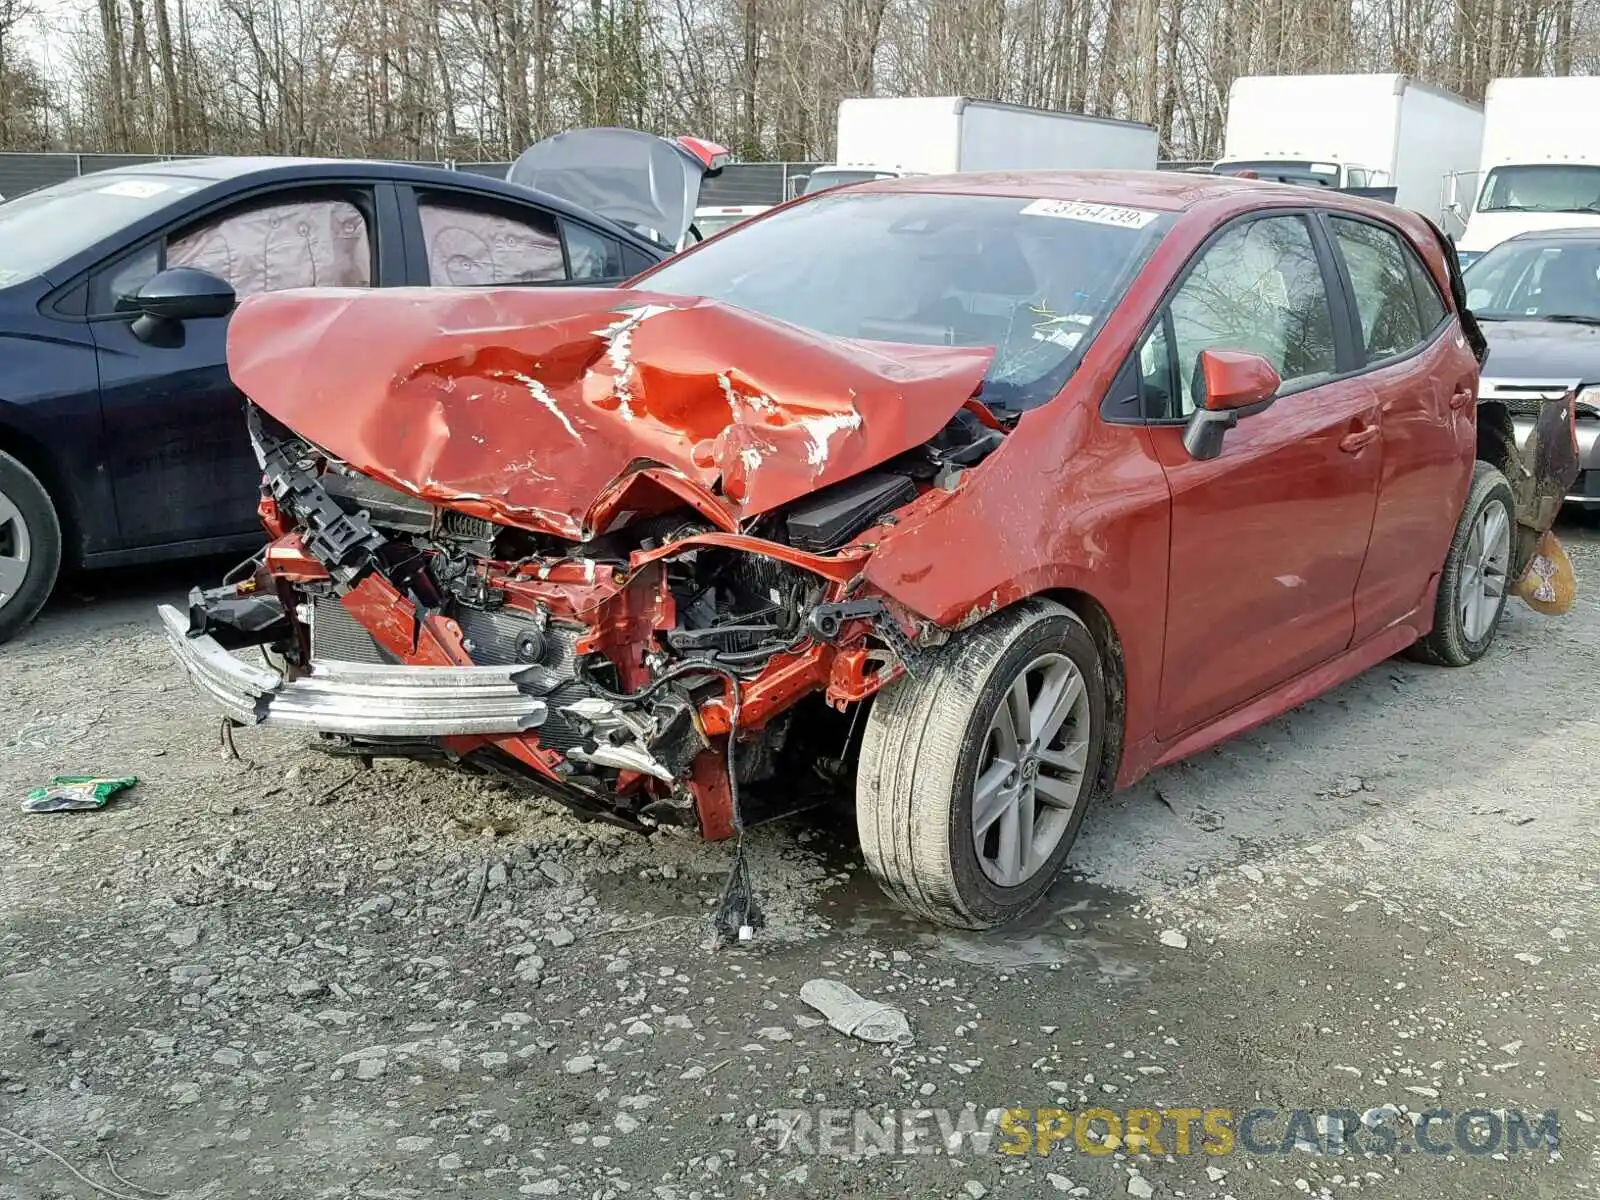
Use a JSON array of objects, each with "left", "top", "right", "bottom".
[
  {"left": 158, "top": 603, "right": 550, "bottom": 737},
  {"left": 159, "top": 403, "right": 942, "bottom": 838}
]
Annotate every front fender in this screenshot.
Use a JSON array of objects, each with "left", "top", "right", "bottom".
[{"left": 861, "top": 402, "right": 1171, "bottom": 760}]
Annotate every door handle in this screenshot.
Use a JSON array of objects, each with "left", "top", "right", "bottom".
[
  {"left": 1450, "top": 386, "right": 1474, "bottom": 411},
  {"left": 1339, "top": 423, "right": 1379, "bottom": 453}
]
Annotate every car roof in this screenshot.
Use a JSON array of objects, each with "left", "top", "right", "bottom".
[
  {"left": 855, "top": 168, "right": 1417, "bottom": 221},
  {"left": 86, "top": 156, "right": 658, "bottom": 249},
  {"left": 857, "top": 169, "right": 1299, "bottom": 208},
  {"left": 1504, "top": 226, "right": 1600, "bottom": 243}
]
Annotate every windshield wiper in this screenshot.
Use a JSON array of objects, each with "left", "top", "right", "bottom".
[
  {"left": 974, "top": 379, "right": 1025, "bottom": 410},
  {"left": 1538, "top": 313, "right": 1600, "bottom": 325}
]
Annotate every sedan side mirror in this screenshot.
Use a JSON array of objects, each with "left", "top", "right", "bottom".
[
  {"left": 1182, "top": 349, "right": 1281, "bottom": 461},
  {"left": 132, "top": 267, "right": 236, "bottom": 344}
]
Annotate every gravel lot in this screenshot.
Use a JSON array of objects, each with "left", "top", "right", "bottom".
[{"left": 3, "top": 522, "right": 1598, "bottom": 1200}]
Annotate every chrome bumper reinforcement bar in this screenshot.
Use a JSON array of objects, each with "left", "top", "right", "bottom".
[{"left": 158, "top": 603, "right": 549, "bottom": 737}]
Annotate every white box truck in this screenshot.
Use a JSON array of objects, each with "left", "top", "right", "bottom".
[
  {"left": 798, "top": 97, "right": 1158, "bottom": 196},
  {"left": 1454, "top": 76, "right": 1600, "bottom": 265},
  {"left": 1212, "top": 73, "right": 1483, "bottom": 228}
]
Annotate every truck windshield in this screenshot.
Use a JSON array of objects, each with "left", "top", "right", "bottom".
[
  {"left": 1213, "top": 160, "right": 1340, "bottom": 188},
  {"left": 1478, "top": 164, "right": 1600, "bottom": 214},
  {"left": 0, "top": 173, "right": 194, "bottom": 288},
  {"left": 636, "top": 190, "right": 1172, "bottom": 412}
]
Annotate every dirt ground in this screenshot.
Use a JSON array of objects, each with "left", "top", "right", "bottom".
[{"left": 3, "top": 521, "right": 1598, "bottom": 1200}]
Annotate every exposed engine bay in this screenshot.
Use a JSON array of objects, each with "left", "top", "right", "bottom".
[{"left": 178, "top": 398, "right": 1004, "bottom": 841}]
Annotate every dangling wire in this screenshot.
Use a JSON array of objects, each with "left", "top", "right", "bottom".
[
  {"left": 708, "top": 667, "right": 764, "bottom": 948},
  {"left": 570, "top": 654, "right": 762, "bottom": 947}
]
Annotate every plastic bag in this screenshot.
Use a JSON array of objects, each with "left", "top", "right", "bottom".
[
  {"left": 1515, "top": 531, "right": 1576, "bottom": 616},
  {"left": 23, "top": 775, "right": 138, "bottom": 813}
]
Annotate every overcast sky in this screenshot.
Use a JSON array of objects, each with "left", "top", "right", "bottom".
[{"left": 18, "top": 0, "right": 85, "bottom": 72}]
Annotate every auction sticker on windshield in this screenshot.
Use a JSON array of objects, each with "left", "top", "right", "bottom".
[{"left": 1021, "top": 199, "right": 1158, "bottom": 229}]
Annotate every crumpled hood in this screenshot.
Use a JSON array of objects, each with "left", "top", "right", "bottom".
[{"left": 227, "top": 287, "right": 993, "bottom": 540}]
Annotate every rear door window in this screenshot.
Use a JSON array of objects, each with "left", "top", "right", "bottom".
[
  {"left": 1327, "top": 217, "right": 1426, "bottom": 361},
  {"left": 417, "top": 194, "right": 565, "bottom": 285}
]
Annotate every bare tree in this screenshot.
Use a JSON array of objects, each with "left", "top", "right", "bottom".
[{"left": 7, "top": 0, "right": 1594, "bottom": 160}]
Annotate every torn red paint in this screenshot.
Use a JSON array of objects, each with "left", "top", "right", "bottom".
[{"left": 227, "top": 287, "right": 992, "bottom": 539}]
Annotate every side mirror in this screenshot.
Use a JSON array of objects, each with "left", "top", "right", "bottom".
[
  {"left": 1182, "top": 349, "right": 1281, "bottom": 461},
  {"left": 138, "top": 267, "right": 236, "bottom": 321},
  {"left": 132, "top": 267, "right": 236, "bottom": 346}
]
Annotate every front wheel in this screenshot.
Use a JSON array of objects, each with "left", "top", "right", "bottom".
[
  {"left": 1409, "top": 460, "right": 1515, "bottom": 667},
  {"left": 0, "top": 449, "right": 63, "bottom": 645},
  {"left": 855, "top": 599, "right": 1106, "bottom": 929}
]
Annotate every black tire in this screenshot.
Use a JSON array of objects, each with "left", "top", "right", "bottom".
[
  {"left": 856, "top": 598, "right": 1106, "bottom": 929},
  {"left": 1409, "top": 460, "right": 1516, "bottom": 667},
  {"left": 0, "top": 449, "right": 62, "bottom": 645}
]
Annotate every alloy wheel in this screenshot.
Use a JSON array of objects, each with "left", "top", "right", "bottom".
[
  {"left": 971, "top": 652, "right": 1093, "bottom": 888},
  {"left": 1459, "top": 497, "right": 1511, "bottom": 643},
  {"left": 0, "top": 486, "right": 31, "bottom": 611}
]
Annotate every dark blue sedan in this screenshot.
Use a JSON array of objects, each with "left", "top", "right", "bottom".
[{"left": 0, "top": 146, "right": 690, "bottom": 642}]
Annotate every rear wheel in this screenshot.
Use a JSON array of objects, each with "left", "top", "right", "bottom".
[
  {"left": 1410, "top": 461, "right": 1515, "bottom": 667},
  {"left": 856, "top": 599, "right": 1105, "bottom": 929},
  {"left": 0, "top": 450, "right": 62, "bottom": 645}
]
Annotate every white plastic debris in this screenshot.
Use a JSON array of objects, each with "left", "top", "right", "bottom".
[{"left": 799, "top": 978, "right": 913, "bottom": 1046}]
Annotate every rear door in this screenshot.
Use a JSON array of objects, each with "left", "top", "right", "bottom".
[
  {"left": 396, "top": 185, "right": 645, "bottom": 287},
  {"left": 91, "top": 182, "right": 399, "bottom": 549},
  {"left": 1321, "top": 214, "right": 1479, "bottom": 641},
  {"left": 1139, "top": 210, "right": 1384, "bottom": 738}
]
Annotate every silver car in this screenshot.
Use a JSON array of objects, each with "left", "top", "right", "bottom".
[{"left": 1467, "top": 228, "right": 1600, "bottom": 505}]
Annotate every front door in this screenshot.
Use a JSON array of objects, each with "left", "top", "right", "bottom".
[
  {"left": 1139, "top": 212, "right": 1383, "bottom": 738},
  {"left": 92, "top": 186, "right": 379, "bottom": 549}
]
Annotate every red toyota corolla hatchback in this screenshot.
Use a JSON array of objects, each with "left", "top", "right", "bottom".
[{"left": 163, "top": 172, "right": 1578, "bottom": 929}]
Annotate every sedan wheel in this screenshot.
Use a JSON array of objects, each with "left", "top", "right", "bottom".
[
  {"left": 0, "top": 449, "right": 62, "bottom": 645},
  {"left": 0, "top": 487, "right": 30, "bottom": 607},
  {"left": 856, "top": 599, "right": 1106, "bottom": 929},
  {"left": 1409, "top": 460, "right": 1516, "bottom": 667},
  {"left": 1458, "top": 496, "right": 1510, "bottom": 644},
  {"left": 972, "top": 653, "right": 1092, "bottom": 888}
]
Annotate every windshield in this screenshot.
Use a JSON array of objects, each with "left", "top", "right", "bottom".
[
  {"left": 802, "top": 170, "right": 901, "bottom": 195},
  {"left": 0, "top": 173, "right": 196, "bottom": 287},
  {"left": 1213, "top": 160, "right": 1340, "bottom": 188},
  {"left": 1464, "top": 236, "right": 1600, "bottom": 320},
  {"left": 1477, "top": 164, "right": 1600, "bottom": 214},
  {"left": 637, "top": 191, "right": 1171, "bottom": 411}
]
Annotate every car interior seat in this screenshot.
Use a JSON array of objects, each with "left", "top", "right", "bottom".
[{"left": 1534, "top": 249, "right": 1600, "bottom": 318}]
